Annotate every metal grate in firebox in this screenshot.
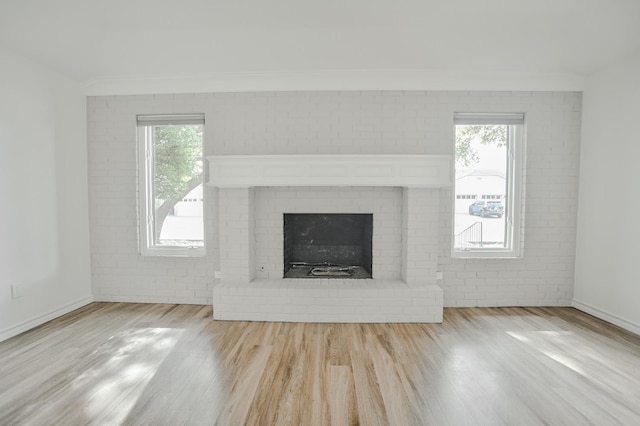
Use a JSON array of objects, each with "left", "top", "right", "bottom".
[{"left": 285, "top": 263, "right": 372, "bottom": 279}]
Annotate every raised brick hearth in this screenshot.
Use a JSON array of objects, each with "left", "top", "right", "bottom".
[{"left": 213, "top": 279, "right": 443, "bottom": 322}]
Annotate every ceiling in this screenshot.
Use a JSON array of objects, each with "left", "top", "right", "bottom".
[{"left": 1, "top": 0, "right": 639, "bottom": 93}]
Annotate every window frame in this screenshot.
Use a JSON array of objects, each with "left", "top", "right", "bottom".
[
  {"left": 137, "top": 114, "right": 206, "bottom": 257},
  {"left": 451, "top": 113, "right": 525, "bottom": 259}
]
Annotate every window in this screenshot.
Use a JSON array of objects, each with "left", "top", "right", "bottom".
[
  {"left": 137, "top": 114, "right": 205, "bottom": 256},
  {"left": 452, "top": 113, "right": 524, "bottom": 258}
]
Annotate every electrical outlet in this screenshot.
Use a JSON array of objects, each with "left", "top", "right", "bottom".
[
  {"left": 214, "top": 271, "right": 221, "bottom": 279},
  {"left": 435, "top": 271, "right": 443, "bottom": 280},
  {"left": 11, "top": 284, "right": 23, "bottom": 299}
]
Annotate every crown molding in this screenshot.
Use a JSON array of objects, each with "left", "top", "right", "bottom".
[{"left": 84, "top": 69, "right": 585, "bottom": 96}]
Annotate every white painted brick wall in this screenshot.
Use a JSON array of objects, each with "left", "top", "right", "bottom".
[
  {"left": 218, "top": 187, "right": 255, "bottom": 284},
  {"left": 87, "top": 95, "right": 218, "bottom": 305},
  {"left": 88, "top": 90, "right": 581, "bottom": 307},
  {"left": 402, "top": 188, "right": 440, "bottom": 286}
]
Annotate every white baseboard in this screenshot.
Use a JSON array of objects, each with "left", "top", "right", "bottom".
[
  {"left": 0, "top": 296, "right": 94, "bottom": 342},
  {"left": 572, "top": 299, "right": 640, "bottom": 336}
]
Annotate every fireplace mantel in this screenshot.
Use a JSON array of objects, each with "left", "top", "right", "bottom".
[{"left": 206, "top": 154, "right": 452, "bottom": 188}]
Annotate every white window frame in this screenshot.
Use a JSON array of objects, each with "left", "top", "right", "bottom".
[
  {"left": 452, "top": 113, "right": 525, "bottom": 259},
  {"left": 137, "top": 114, "right": 205, "bottom": 257}
]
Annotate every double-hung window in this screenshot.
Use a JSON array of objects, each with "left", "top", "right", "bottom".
[
  {"left": 452, "top": 113, "right": 525, "bottom": 258},
  {"left": 137, "top": 114, "right": 205, "bottom": 256}
]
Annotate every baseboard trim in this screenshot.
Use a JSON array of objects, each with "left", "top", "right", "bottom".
[
  {"left": 0, "top": 296, "right": 94, "bottom": 342},
  {"left": 572, "top": 299, "right": 640, "bottom": 336}
]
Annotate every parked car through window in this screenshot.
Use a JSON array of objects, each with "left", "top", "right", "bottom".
[{"left": 468, "top": 200, "right": 504, "bottom": 218}]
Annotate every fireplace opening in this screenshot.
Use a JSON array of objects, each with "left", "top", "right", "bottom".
[{"left": 283, "top": 213, "right": 373, "bottom": 279}]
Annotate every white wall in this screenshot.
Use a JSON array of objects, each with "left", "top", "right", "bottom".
[
  {"left": 574, "top": 50, "right": 640, "bottom": 334},
  {"left": 0, "top": 46, "right": 92, "bottom": 341},
  {"left": 88, "top": 91, "right": 581, "bottom": 307}
]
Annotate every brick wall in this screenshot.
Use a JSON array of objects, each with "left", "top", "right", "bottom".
[
  {"left": 403, "top": 188, "right": 440, "bottom": 286},
  {"left": 87, "top": 91, "right": 581, "bottom": 306}
]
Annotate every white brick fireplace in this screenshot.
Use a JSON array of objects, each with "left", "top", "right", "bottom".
[{"left": 208, "top": 154, "right": 451, "bottom": 323}]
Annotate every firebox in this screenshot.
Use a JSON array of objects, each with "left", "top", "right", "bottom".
[{"left": 283, "top": 213, "right": 373, "bottom": 279}]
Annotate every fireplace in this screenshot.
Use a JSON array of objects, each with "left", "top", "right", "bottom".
[
  {"left": 208, "top": 154, "right": 450, "bottom": 323},
  {"left": 283, "top": 213, "right": 373, "bottom": 279}
]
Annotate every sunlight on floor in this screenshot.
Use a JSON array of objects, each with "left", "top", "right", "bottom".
[
  {"left": 507, "top": 331, "right": 589, "bottom": 377},
  {"left": 72, "top": 327, "right": 184, "bottom": 425}
]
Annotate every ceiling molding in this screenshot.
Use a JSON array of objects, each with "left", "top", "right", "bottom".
[{"left": 84, "top": 69, "right": 585, "bottom": 96}]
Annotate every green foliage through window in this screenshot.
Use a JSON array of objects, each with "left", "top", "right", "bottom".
[
  {"left": 455, "top": 125, "right": 507, "bottom": 167},
  {"left": 153, "top": 125, "right": 203, "bottom": 202}
]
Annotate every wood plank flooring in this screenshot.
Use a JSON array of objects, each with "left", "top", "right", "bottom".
[{"left": 1, "top": 303, "right": 639, "bottom": 425}]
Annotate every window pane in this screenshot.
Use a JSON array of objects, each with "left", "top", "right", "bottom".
[
  {"left": 151, "top": 124, "right": 204, "bottom": 248},
  {"left": 454, "top": 125, "right": 508, "bottom": 250}
]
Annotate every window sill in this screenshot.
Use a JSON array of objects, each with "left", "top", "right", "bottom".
[
  {"left": 452, "top": 248, "right": 521, "bottom": 259},
  {"left": 140, "top": 247, "right": 206, "bottom": 257}
]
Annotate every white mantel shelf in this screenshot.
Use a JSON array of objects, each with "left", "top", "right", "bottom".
[{"left": 206, "top": 154, "right": 452, "bottom": 188}]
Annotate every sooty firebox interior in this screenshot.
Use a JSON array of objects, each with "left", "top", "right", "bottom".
[{"left": 283, "top": 213, "right": 373, "bottom": 279}]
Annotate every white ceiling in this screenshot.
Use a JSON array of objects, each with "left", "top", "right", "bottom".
[{"left": 1, "top": 0, "right": 639, "bottom": 93}]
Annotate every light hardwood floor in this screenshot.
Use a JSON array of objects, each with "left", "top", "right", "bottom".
[{"left": 1, "top": 303, "right": 639, "bottom": 425}]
